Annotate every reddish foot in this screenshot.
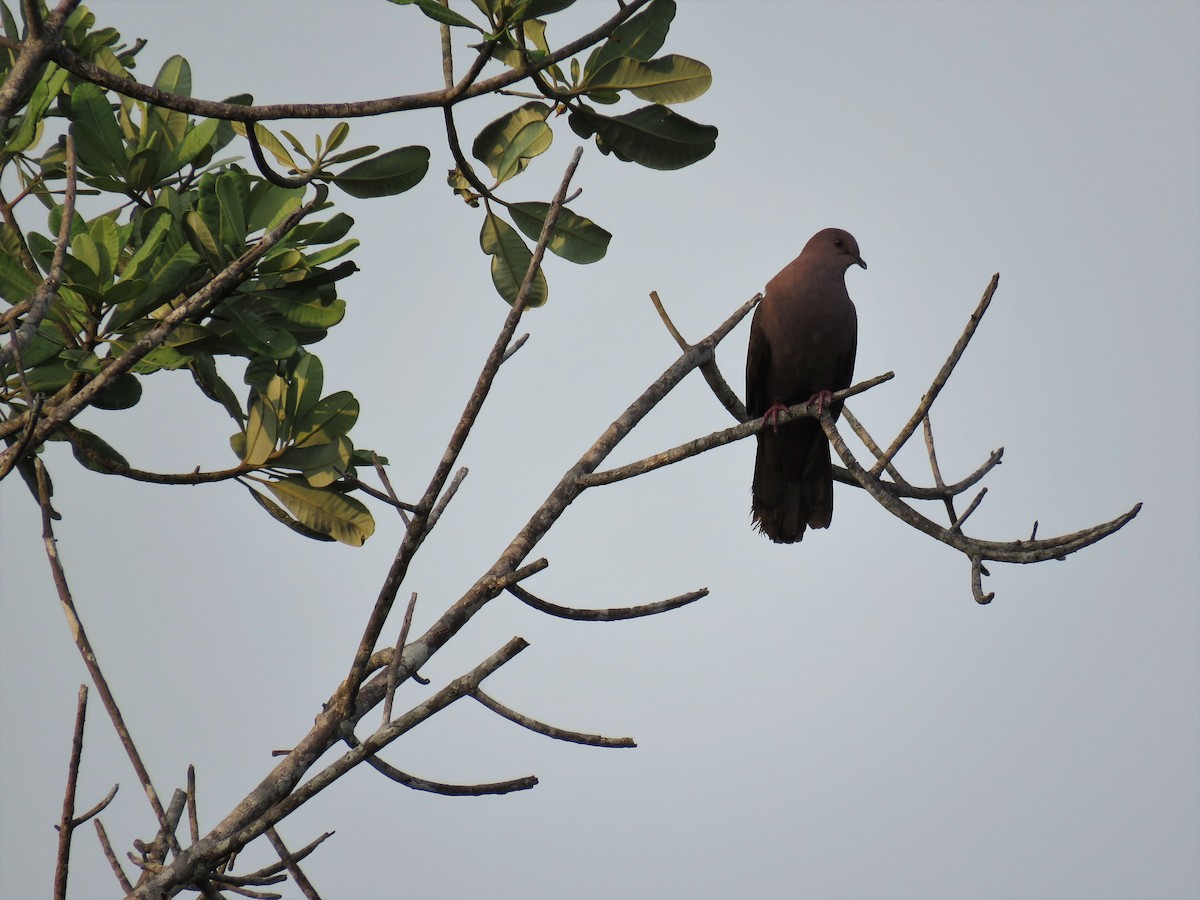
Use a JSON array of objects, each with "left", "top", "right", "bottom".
[
  {"left": 762, "top": 402, "right": 789, "bottom": 433},
  {"left": 808, "top": 390, "right": 834, "bottom": 416}
]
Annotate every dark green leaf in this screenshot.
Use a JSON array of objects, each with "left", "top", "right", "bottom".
[
  {"left": 0, "top": 250, "right": 39, "bottom": 303},
  {"left": 332, "top": 146, "right": 430, "bottom": 198},
  {"left": 91, "top": 372, "right": 142, "bottom": 410},
  {"left": 569, "top": 103, "right": 716, "bottom": 170},
  {"left": 389, "top": 0, "right": 482, "bottom": 30},
  {"left": 227, "top": 305, "right": 300, "bottom": 360},
  {"left": 153, "top": 55, "right": 192, "bottom": 97},
  {"left": 294, "top": 391, "right": 358, "bottom": 446},
  {"left": 68, "top": 427, "right": 129, "bottom": 473},
  {"left": 509, "top": 202, "right": 611, "bottom": 264},
  {"left": 480, "top": 210, "right": 548, "bottom": 307},
  {"left": 191, "top": 352, "right": 244, "bottom": 421},
  {"left": 584, "top": 0, "right": 675, "bottom": 77},
  {"left": 66, "top": 82, "right": 126, "bottom": 176}
]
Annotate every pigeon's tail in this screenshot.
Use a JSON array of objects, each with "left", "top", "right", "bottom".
[{"left": 751, "top": 420, "right": 834, "bottom": 544}]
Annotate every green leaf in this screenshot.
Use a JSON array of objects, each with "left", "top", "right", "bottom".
[
  {"left": 158, "top": 117, "right": 219, "bottom": 176},
  {"left": 293, "top": 390, "right": 358, "bottom": 446},
  {"left": 274, "top": 434, "right": 352, "bottom": 487},
  {"left": 246, "top": 181, "right": 305, "bottom": 234},
  {"left": 0, "top": 250, "right": 40, "bottom": 304},
  {"left": 5, "top": 63, "right": 69, "bottom": 154},
  {"left": 514, "top": 1, "right": 575, "bottom": 21},
  {"left": 584, "top": 0, "right": 675, "bottom": 77},
  {"left": 89, "top": 216, "right": 120, "bottom": 283},
  {"left": 263, "top": 476, "right": 375, "bottom": 546},
  {"left": 68, "top": 427, "right": 129, "bottom": 473},
  {"left": 70, "top": 233, "right": 102, "bottom": 283},
  {"left": 231, "top": 121, "right": 299, "bottom": 172},
  {"left": 569, "top": 104, "right": 716, "bottom": 170},
  {"left": 67, "top": 82, "right": 127, "bottom": 176},
  {"left": 245, "top": 485, "right": 337, "bottom": 542},
  {"left": 286, "top": 352, "right": 324, "bottom": 424},
  {"left": 182, "top": 210, "right": 226, "bottom": 271},
  {"left": 331, "top": 146, "right": 430, "bottom": 198},
  {"left": 243, "top": 394, "right": 280, "bottom": 465},
  {"left": 125, "top": 148, "right": 161, "bottom": 192},
  {"left": 17, "top": 360, "right": 72, "bottom": 392},
  {"left": 227, "top": 305, "right": 300, "bottom": 360},
  {"left": 584, "top": 54, "right": 711, "bottom": 104},
  {"left": 472, "top": 102, "right": 552, "bottom": 183},
  {"left": 326, "top": 121, "right": 350, "bottom": 154},
  {"left": 91, "top": 372, "right": 142, "bottom": 410},
  {"left": 480, "top": 210, "right": 548, "bottom": 307},
  {"left": 215, "top": 170, "right": 248, "bottom": 252},
  {"left": 153, "top": 55, "right": 192, "bottom": 97},
  {"left": 508, "top": 202, "right": 611, "bottom": 264},
  {"left": 304, "top": 239, "right": 358, "bottom": 267},
  {"left": 191, "top": 352, "right": 244, "bottom": 421},
  {"left": 389, "top": 0, "right": 482, "bottom": 29}
]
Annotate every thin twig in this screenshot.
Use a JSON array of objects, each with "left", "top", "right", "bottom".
[
  {"left": 578, "top": 372, "right": 894, "bottom": 489},
  {"left": 339, "top": 148, "right": 584, "bottom": 716},
  {"left": 344, "top": 731, "right": 537, "bottom": 796},
  {"left": 951, "top": 487, "right": 987, "bottom": 532},
  {"left": 871, "top": 273, "right": 1000, "bottom": 476},
  {"left": 94, "top": 819, "right": 133, "bottom": 893},
  {"left": 265, "top": 828, "right": 322, "bottom": 900},
  {"left": 187, "top": 765, "right": 200, "bottom": 844},
  {"left": 651, "top": 289, "right": 752, "bottom": 422},
  {"left": 53, "top": 685, "right": 88, "bottom": 900},
  {"left": 842, "top": 406, "right": 909, "bottom": 486},
  {"left": 473, "top": 689, "right": 636, "bottom": 748},
  {"left": 971, "top": 556, "right": 995, "bottom": 605},
  {"left": 508, "top": 583, "right": 708, "bottom": 622},
  {"left": 922, "top": 413, "right": 958, "bottom": 523},
  {"left": 426, "top": 466, "right": 468, "bottom": 531},
  {"left": 381, "top": 592, "right": 419, "bottom": 724},
  {"left": 34, "top": 460, "right": 181, "bottom": 857}
]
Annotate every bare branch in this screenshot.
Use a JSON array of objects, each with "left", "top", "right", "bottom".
[
  {"left": 381, "top": 592, "right": 420, "bottom": 724},
  {"left": 344, "top": 730, "right": 537, "bottom": 796},
  {"left": 237, "top": 832, "right": 333, "bottom": 881},
  {"left": 473, "top": 689, "right": 636, "bottom": 748},
  {"left": 426, "top": 466, "right": 468, "bottom": 531},
  {"left": 951, "top": 487, "right": 987, "bottom": 532},
  {"left": 94, "top": 819, "right": 133, "bottom": 893},
  {"left": 41, "top": 1, "right": 651, "bottom": 122},
  {"left": 53, "top": 684, "right": 87, "bottom": 900},
  {"left": 578, "top": 371, "right": 894, "bottom": 489},
  {"left": 823, "top": 412, "right": 1142, "bottom": 565},
  {"left": 187, "top": 765, "right": 200, "bottom": 844},
  {"left": 508, "top": 583, "right": 708, "bottom": 622},
  {"left": 129, "top": 637, "right": 529, "bottom": 896},
  {"left": 841, "top": 406, "right": 909, "bottom": 487},
  {"left": 68, "top": 783, "right": 118, "bottom": 829},
  {"left": 34, "top": 459, "right": 182, "bottom": 858},
  {"left": 265, "top": 828, "right": 322, "bottom": 900},
  {"left": 651, "top": 289, "right": 751, "bottom": 422},
  {"left": 871, "top": 273, "right": 1000, "bottom": 476},
  {"left": 971, "top": 557, "right": 995, "bottom": 605},
  {"left": 502, "top": 332, "right": 530, "bottom": 362},
  {"left": 339, "top": 148, "right": 584, "bottom": 716}
]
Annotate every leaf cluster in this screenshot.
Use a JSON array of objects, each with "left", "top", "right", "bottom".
[{"left": 1, "top": 0, "right": 716, "bottom": 542}]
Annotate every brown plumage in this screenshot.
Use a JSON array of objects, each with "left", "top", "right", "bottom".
[{"left": 746, "top": 228, "right": 865, "bottom": 543}]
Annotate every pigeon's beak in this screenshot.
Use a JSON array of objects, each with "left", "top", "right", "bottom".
[{"left": 854, "top": 255, "right": 867, "bottom": 270}]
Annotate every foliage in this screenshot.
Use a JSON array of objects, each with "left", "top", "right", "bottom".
[{"left": 0, "top": 0, "right": 715, "bottom": 542}]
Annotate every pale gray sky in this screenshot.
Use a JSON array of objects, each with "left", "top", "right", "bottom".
[{"left": 2, "top": 2, "right": 1198, "bottom": 898}]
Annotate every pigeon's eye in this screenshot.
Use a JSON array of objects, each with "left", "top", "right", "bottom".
[{"left": 834, "top": 239, "right": 844, "bottom": 248}]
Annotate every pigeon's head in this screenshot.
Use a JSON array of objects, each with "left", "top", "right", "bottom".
[{"left": 805, "top": 228, "right": 867, "bottom": 271}]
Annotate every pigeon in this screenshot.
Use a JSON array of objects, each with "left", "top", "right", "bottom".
[{"left": 746, "top": 228, "right": 865, "bottom": 542}]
